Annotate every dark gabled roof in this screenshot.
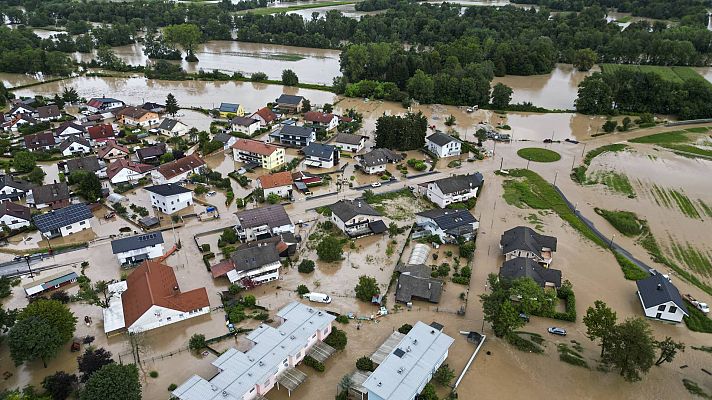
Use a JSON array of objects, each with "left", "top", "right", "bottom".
[
  {"left": 36, "top": 105, "right": 61, "bottom": 119},
  {"left": 117, "top": 106, "right": 152, "bottom": 119},
  {"left": 31, "top": 183, "right": 70, "bottom": 204},
  {"left": 432, "top": 173, "right": 484, "bottom": 195},
  {"left": 302, "top": 142, "right": 335, "bottom": 159},
  {"left": 55, "top": 121, "right": 86, "bottom": 136},
  {"left": 328, "top": 199, "right": 381, "bottom": 222},
  {"left": 111, "top": 232, "right": 164, "bottom": 254},
  {"left": 136, "top": 143, "right": 167, "bottom": 161},
  {"left": 416, "top": 209, "right": 477, "bottom": 231},
  {"left": 369, "top": 220, "right": 387, "bottom": 234},
  {"left": 0, "top": 201, "right": 31, "bottom": 221},
  {"left": 155, "top": 154, "right": 205, "bottom": 180},
  {"left": 142, "top": 102, "right": 164, "bottom": 111},
  {"left": 58, "top": 135, "right": 91, "bottom": 152},
  {"left": 276, "top": 94, "right": 304, "bottom": 105},
  {"left": 145, "top": 183, "right": 192, "bottom": 197},
  {"left": 500, "top": 226, "right": 557, "bottom": 254},
  {"left": 358, "top": 148, "right": 403, "bottom": 167},
  {"left": 281, "top": 125, "right": 314, "bottom": 138},
  {"left": 24, "top": 131, "right": 55, "bottom": 149},
  {"left": 231, "top": 116, "right": 259, "bottom": 126},
  {"left": 33, "top": 204, "right": 92, "bottom": 232},
  {"left": 395, "top": 264, "right": 443, "bottom": 303},
  {"left": 427, "top": 131, "right": 459, "bottom": 146},
  {"left": 66, "top": 156, "right": 101, "bottom": 174},
  {"left": 158, "top": 118, "right": 185, "bottom": 131},
  {"left": 235, "top": 204, "right": 291, "bottom": 229},
  {"left": 636, "top": 274, "right": 688, "bottom": 314},
  {"left": 229, "top": 244, "right": 280, "bottom": 272},
  {"left": 0, "top": 175, "right": 32, "bottom": 191},
  {"left": 334, "top": 132, "right": 367, "bottom": 146},
  {"left": 499, "top": 257, "right": 562, "bottom": 288},
  {"left": 213, "top": 132, "right": 232, "bottom": 144}
]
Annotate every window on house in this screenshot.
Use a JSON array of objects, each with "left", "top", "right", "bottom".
[
  {"left": 669, "top": 306, "right": 678, "bottom": 313},
  {"left": 167, "top": 317, "right": 171, "bottom": 321},
  {"left": 657, "top": 305, "right": 666, "bottom": 311}
]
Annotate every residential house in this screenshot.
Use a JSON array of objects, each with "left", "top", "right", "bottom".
[
  {"left": 87, "top": 124, "right": 116, "bottom": 146},
  {"left": 275, "top": 94, "right": 305, "bottom": 113},
  {"left": 107, "top": 159, "right": 153, "bottom": 184},
  {"left": 97, "top": 142, "right": 130, "bottom": 162},
  {"left": 232, "top": 139, "right": 286, "bottom": 170},
  {"left": 117, "top": 106, "right": 160, "bottom": 128},
  {"left": 103, "top": 260, "right": 210, "bottom": 334},
  {"left": 142, "top": 102, "right": 165, "bottom": 113},
  {"left": 158, "top": 118, "right": 189, "bottom": 137},
  {"left": 231, "top": 116, "right": 260, "bottom": 136},
  {"left": 2, "top": 114, "right": 37, "bottom": 132},
  {"left": 302, "top": 142, "right": 339, "bottom": 169},
  {"left": 234, "top": 204, "right": 294, "bottom": 242},
  {"left": 33, "top": 203, "right": 93, "bottom": 238},
  {"left": 136, "top": 143, "right": 168, "bottom": 164},
  {"left": 151, "top": 154, "right": 206, "bottom": 184},
  {"left": 250, "top": 107, "right": 277, "bottom": 127},
  {"left": 426, "top": 131, "right": 461, "bottom": 158},
  {"left": 328, "top": 199, "right": 387, "bottom": 238},
  {"left": 27, "top": 182, "right": 71, "bottom": 210},
  {"left": 363, "top": 321, "right": 454, "bottom": 400},
  {"left": 257, "top": 171, "right": 293, "bottom": 199},
  {"left": 0, "top": 175, "right": 32, "bottom": 202},
  {"left": 23, "top": 270, "right": 79, "bottom": 297},
  {"left": 304, "top": 111, "right": 339, "bottom": 131},
  {"left": 58, "top": 135, "right": 92, "bottom": 157},
  {"left": 270, "top": 125, "right": 315, "bottom": 147},
  {"left": 8, "top": 104, "right": 35, "bottom": 117},
  {"left": 86, "top": 97, "right": 125, "bottom": 113},
  {"left": 357, "top": 148, "right": 403, "bottom": 174},
  {"left": 418, "top": 172, "right": 484, "bottom": 208},
  {"left": 395, "top": 264, "right": 443, "bottom": 304},
  {"left": 173, "top": 301, "right": 335, "bottom": 400},
  {"left": 636, "top": 274, "right": 689, "bottom": 323},
  {"left": 218, "top": 102, "right": 244, "bottom": 118},
  {"left": 111, "top": 232, "right": 165, "bottom": 265},
  {"left": 55, "top": 122, "right": 86, "bottom": 139},
  {"left": 36, "top": 105, "right": 61, "bottom": 122},
  {"left": 219, "top": 242, "right": 282, "bottom": 285},
  {"left": 145, "top": 184, "right": 193, "bottom": 214},
  {"left": 291, "top": 171, "right": 323, "bottom": 193},
  {"left": 0, "top": 201, "right": 32, "bottom": 230},
  {"left": 415, "top": 209, "right": 479, "bottom": 244},
  {"left": 499, "top": 257, "right": 562, "bottom": 289},
  {"left": 24, "top": 131, "right": 56, "bottom": 152},
  {"left": 214, "top": 131, "right": 237, "bottom": 151},
  {"left": 63, "top": 156, "right": 106, "bottom": 179},
  {"left": 500, "top": 226, "right": 557, "bottom": 267},
  {"left": 333, "top": 132, "right": 367, "bottom": 153}
]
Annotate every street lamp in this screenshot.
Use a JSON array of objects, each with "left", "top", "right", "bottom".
[
  {"left": 609, "top": 234, "right": 616, "bottom": 249},
  {"left": 24, "top": 255, "right": 33, "bottom": 278}
]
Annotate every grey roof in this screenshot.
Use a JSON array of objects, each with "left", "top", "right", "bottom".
[
  {"left": 500, "top": 226, "right": 557, "bottom": 254},
  {"left": 432, "top": 173, "right": 484, "bottom": 195},
  {"left": 158, "top": 118, "right": 183, "bottom": 131},
  {"left": 334, "top": 132, "right": 366, "bottom": 146},
  {"left": 636, "top": 273, "right": 688, "bottom": 314},
  {"left": 231, "top": 116, "right": 259, "bottom": 126},
  {"left": 276, "top": 94, "right": 304, "bottom": 105},
  {"left": 139, "top": 216, "right": 159, "bottom": 227},
  {"left": 36, "top": 105, "right": 61, "bottom": 119},
  {"left": 328, "top": 199, "right": 381, "bottom": 222},
  {"left": 358, "top": 148, "right": 403, "bottom": 167},
  {"left": 417, "top": 208, "right": 477, "bottom": 231},
  {"left": 363, "top": 321, "right": 454, "bottom": 400},
  {"left": 235, "top": 204, "right": 291, "bottom": 229},
  {"left": 213, "top": 132, "right": 232, "bottom": 144},
  {"left": 219, "top": 103, "right": 240, "bottom": 113},
  {"left": 395, "top": 264, "right": 443, "bottom": 303},
  {"left": 499, "top": 257, "right": 562, "bottom": 288},
  {"left": 0, "top": 175, "right": 32, "bottom": 191},
  {"left": 281, "top": 125, "right": 314, "bottom": 138},
  {"left": 33, "top": 204, "right": 93, "bottom": 233},
  {"left": 58, "top": 135, "right": 91, "bottom": 152},
  {"left": 136, "top": 143, "right": 167, "bottom": 161},
  {"left": 66, "top": 156, "right": 101, "bottom": 174},
  {"left": 145, "top": 183, "right": 191, "bottom": 197},
  {"left": 427, "top": 131, "right": 459, "bottom": 146},
  {"left": 369, "top": 220, "right": 387, "bottom": 234},
  {"left": 230, "top": 244, "right": 280, "bottom": 272},
  {"left": 111, "top": 232, "right": 164, "bottom": 254},
  {"left": 31, "top": 183, "right": 70, "bottom": 205},
  {"left": 302, "top": 142, "right": 335, "bottom": 159}
]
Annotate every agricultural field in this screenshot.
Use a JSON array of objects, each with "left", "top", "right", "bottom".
[
  {"left": 649, "top": 184, "right": 707, "bottom": 219},
  {"left": 630, "top": 128, "right": 712, "bottom": 159},
  {"left": 600, "top": 64, "right": 711, "bottom": 85}
]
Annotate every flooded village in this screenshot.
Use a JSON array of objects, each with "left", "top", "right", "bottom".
[{"left": 1, "top": 1, "right": 712, "bottom": 400}]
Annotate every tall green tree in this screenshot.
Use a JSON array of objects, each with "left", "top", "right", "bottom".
[
  {"left": 281, "top": 69, "right": 299, "bottom": 86},
  {"left": 654, "top": 337, "right": 684, "bottom": 366},
  {"left": 573, "top": 48, "right": 597, "bottom": 71},
  {"left": 165, "top": 93, "right": 179, "bottom": 116},
  {"left": 77, "top": 348, "right": 114, "bottom": 382},
  {"left": 80, "top": 363, "right": 141, "bottom": 400},
  {"left": 603, "top": 318, "right": 655, "bottom": 382},
  {"left": 490, "top": 83, "right": 513, "bottom": 109},
  {"left": 163, "top": 23, "right": 202, "bottom": 61},
  {"left": 583, "top": 300, "right": 617, "bottom": 356},
  {"left": 480, "top": 274, "right": 524, "bottom": 337},
  {"left": 575, "top": 73, "right": 613, "bottom": 115},
  {"left": 42, "top": 371, "right": 77, "bottom": 400},
  {"left": 13, "top": 151, "right": 37, "bottom": 173},
  {"left": 7, "top": 299, "right": 77, "bottom": 367},
  {"left": 317, "top": 235, "right": 343, "bottom": 262},
  {"left": 354, "top": 275, "right": 380, "bottom": 302},
  {"left": 68, "top": 171, "right": 102, "bottom": 202},
  {"left": 375, "top": 112, "right": 427, "bottom": 150}
]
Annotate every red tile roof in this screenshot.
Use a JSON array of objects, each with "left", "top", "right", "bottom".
[
  {"left": 231, "top": 139, "right": 280, "bottom": 156},
  {"left": 155, "top": 154, "right": 205, "bottom": 180},
  {"left": 258, "top": 171, "right": 293, "bottom": 189},
  {"left": 252, "top": 107, "right": 277, "bottom": 124},
  {"left": 87, "top": 124, "right": 115, "bottom": 140},
  {"left": 122, "top": 260, "right": 210, "bottom": 328},
  {"left": 210, "top": 260, "right": 235, "bottom": 279},
  {"left": 304, "top": 111, "right": 336, "bottom": 124},
  {"left": 97, "top": 141, "right": 129, "bottom": 159},
  {"left": 107, "top": 159, "right": 153, "bottom": 180}
]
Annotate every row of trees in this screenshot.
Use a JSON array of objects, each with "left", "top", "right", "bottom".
[
  {"left": 510, "top": 0, "right": 710, "bottom": 22},
  {"left": 374, "top": 112, "right": 428, "bottom": 150}
]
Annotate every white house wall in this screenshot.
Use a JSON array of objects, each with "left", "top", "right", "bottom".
[
  {"left": 116, "top": 244, "right": 165, "bottom": 265},
  {"left": 111, "top": 169, "right": 149, "bottom": 184},
  {"left": 263, "top": 185, "right": 291, "bottom": 198},
  {"left": 0, "top": 214, "right": 31, "bottom": 230},
  {"left": 641, "top": 298, "right": 686, "bottom": 323},
  {"left": 57, "top": 218, "right": 92, "bottom": 237},
  {"left": 150, "top": 192, "right": 193, "bottom": 214}
]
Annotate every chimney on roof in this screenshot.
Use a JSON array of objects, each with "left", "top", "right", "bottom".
[
  {"left": 657, "top": 284, "right": 662, "bottom": 290},
  {"left": 173, "top": 285, "right": 179, "bottom": 292}
]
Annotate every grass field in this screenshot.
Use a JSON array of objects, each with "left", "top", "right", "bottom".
[
  {"left": 630, "top": 128, "right": 712, "bottom": 159},
  {"left": 594, "top": 208, "right": 646, "bottom": 237},
  {"left": 600, "top": 64, "right": 710, "bottom": 85},
  {"left": 571, "top": 143, "right": 629, "bottom": 184},
  {"left": 517, "top": 147, "right": 562, "bottom": 163},
  {"left": 243, "top": 1, "right": 355, "bottom": 15},
  {"left": 649, "top": 184, "right": 704, "bottom": 219},
  {"left": 590, "top": 170, "right": 636, "bottom": 197},
  {"left": 670, "top": 239, "right": 712, "bottom": 277}
]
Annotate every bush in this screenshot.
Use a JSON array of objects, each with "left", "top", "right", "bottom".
[
  {"left": 303, "top": 355, "right": 325, "bottom": 372},
  {"left": 188, "top": 334, "right": 206, "bottom": 351},
  {"left": 594, "top": 208, "right": 645, "bottom": 237},
  {"left": 168, "top": 384, "right": 177, "bottom": 391},
  {"left": 684, "top": 306, "right": 712, "bottom": 333},
  {"left": 298, "top": 259, "right": 315, "bottom": 273},
  {"left": 201, "top": 243, "right": 210, "bottom": 252},
  {"left": 335, "top": 315, "right": 349, "bottom": 324},
  {"left": 242, "top": 294, "right": 256, "bottom": 307},
  {"left": 354, "top": 275, "right": 380, "bottom": 302},
  {"left": 296, "top": 285, "right": 310, "bottom": 295},
  {"left": 317, "top": 235, "right": 343, "bottom": 262},
  {"left": 433, "top": 364, "right": 455, "bottom": 386},
  {"left": 149, "top": 371, "right": 159, "bottom": 378},
  {"left": 324, "top": 327, "right": 347, "bottom": 351},
  {"left": 614, "top": 251, "right": 649, "bottom": 280},
  {"left": 398, "top": 324, "right": 412, "bottom": 334},
  {"left": 356, "top": 356, "right": 375, "bottom": 371},
  {"left": 506, "top": 332, "right": 544, "bottom": 353}
]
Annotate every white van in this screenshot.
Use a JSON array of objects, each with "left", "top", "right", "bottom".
[{"left": 303, "top": 292, "right": 331, "bottom": 304}]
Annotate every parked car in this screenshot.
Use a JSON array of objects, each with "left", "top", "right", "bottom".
[
  {"left": 206, "top": 191, "right": 217, "bottom": 197},
  {"left": 519, "top": 313, "right": 530, "bottom": 323},
  {"left": 303, "top": 292, "right": 331, "bottom": 304},
  {"left": 547, "top": 327, "right": 567, "bottom": 336},
  {"left": 370, "top": 182, "right": 382, "bottom": 188}
]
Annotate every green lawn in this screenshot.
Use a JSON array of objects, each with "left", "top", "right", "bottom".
[
  {"left": 630, "top": 128, "right": 712, "bottom": 159},
  {"left": 594, "top": 208, "right": 646, "bottom": 237},
  {"left": 600, "top": 64, "right": 710, "bottom": 85},
  {"left": 517, "top": 147, "right": 562, "bottom": 163}
]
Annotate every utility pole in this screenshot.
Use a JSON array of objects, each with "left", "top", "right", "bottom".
[
  {"left": 499, "top": 157, "right": 503, "bottom": 171},
  {"left": 24, "top": 255, "right": 33, "bottom": 278},
  {"left": 553, "top": 170, "right": 558, "bottom": 186},
  {"left": 609, "top": 234, "right": 616, "bottom": 249}
]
